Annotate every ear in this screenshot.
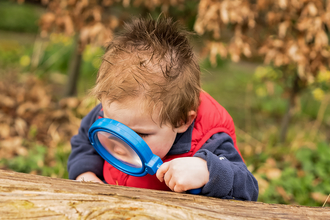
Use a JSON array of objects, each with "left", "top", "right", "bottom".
[{"left": 175, "top": 110, "right": 197, "bottom": 133}]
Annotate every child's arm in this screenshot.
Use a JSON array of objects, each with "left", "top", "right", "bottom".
[
  {"left": 193, "top": 132, "right": 259, "bottom": 201},
  {"left": 157, "top": 132, "right": 258, "bottom": 201},
  {"left": 67, "top": 104, "right": 105, "bottom": 181}
]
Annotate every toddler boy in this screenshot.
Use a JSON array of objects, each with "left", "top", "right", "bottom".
[{"left": 68, "top": 17, "right": 258, "bottom": 201}]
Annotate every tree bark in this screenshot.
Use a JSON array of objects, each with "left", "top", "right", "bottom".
[
  {"left": 0, "top": 170, "right": 329, "bottom": 219},
  {"left": 279, "top": 74, "right": 300, "bottom": 143},
  {"left": 64, "top": 34, "right": 82, "bottom": 97}
]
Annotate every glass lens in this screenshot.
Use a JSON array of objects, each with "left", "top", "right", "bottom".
[{"left": 97, "top": 131, "right": 143, "bottom": 168}]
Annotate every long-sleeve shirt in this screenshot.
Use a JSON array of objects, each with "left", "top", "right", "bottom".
[{"left": 68, "top": 104, "right": 259, "bottom": 201}]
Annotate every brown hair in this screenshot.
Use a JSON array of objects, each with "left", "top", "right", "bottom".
[{"left": 90, "top": 17, "right": 201, "bottom": 128}]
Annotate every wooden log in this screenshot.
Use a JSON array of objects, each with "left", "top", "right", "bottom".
[{"left": 0, "top": 169, "right": 328, "bottom": 219}]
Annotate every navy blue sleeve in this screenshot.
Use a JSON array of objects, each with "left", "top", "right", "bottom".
[
  {"left": 194, "top": 133, "right": 258, "bottom": 201},
  {"left": 67, "top": 104, "right": 105, "bottom": 180}
]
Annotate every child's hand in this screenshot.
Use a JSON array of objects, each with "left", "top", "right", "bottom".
[
  {"left": 76, "top": 172, "right": 104, "bottom": 184},
  {"left": 156, "top": 157, "right": 209, "bottom": 192}
]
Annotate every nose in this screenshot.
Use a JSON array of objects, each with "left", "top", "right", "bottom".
[{"left": 113, "top": 145, "right": 127, "bottom": 156}]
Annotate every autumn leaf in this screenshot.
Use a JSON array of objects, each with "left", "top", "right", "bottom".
[{"left": 311, "top": 192, "right": 330, "bottom": 204}]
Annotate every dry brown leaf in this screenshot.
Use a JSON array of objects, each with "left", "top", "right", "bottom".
[
  {"left": 265, "top": 81, "right": 275, "bottom": 95},
  {"left": 0, "top": 72, "right": 88, "bottom": 163},
  {"left": 278, "top": 21, "right": 290, "bottom": 38},
  {"left": 307, "top": 2, "right": 318, "bottom": 16},
  {"left": 0, "top": 123, "right": 10, "bottom": 139},
  {"left": 92, "top": 7, "right": 102, "bottom": 22},
  {"left": 315, "top": 31, "right": 328, "bottom": 50},
  {"left": 266, "top": 168, "right": 282, "bottom": 180},
  {"left": 59, "top": 97, "right": 80, "bottom": 109},
  {"left": 15, "top": 146, "right": 28, "bottom": 156},
  {"left": 29, "top": 170, "right": 37, "bottom": 175},
  {"left": 276, "top": 186, "right": 292, "bottom": 203},
  {"left": 297, "top": 169, "right": 305, "bottom": 178},
  {"left": 102, "top": 0, "right": 115, "bottom": 6},
  {"left": 278, "top": 0, "right": 288, "bottom": 10},
  {"left": 63, "top": 15, "right": 75, "bottom": 35},
  {"left": 242, "top": 144, "right": 253, "bottom": 157},
  {"left": 39, "top": 12, "right": 56, "bottom": 35},
  {"left": 311, "top": 192, "right": 330, "bottom": 204},
  {"left": 14, "top": 118, "right": 27, "bottom": 137},
  {"left": 242, "top": 43, "right": 251, "bottom": 57},
  {"left": 0, "top": 95, "right": 15, "bottom": 108},
  {"left": 254, "top": 174, "right": 269, "bottom": 194},
  {"left": 0, "top": 136, "right": 23, "bottom": 150},
  {"left": 257, "top": 0, "right": 268, "bottom": 10},
  {"left": 265, "top": 158, "right": 277, "bottom": 167},
  {"left": 16, "top": 102, "right": 39, "bottom": 117},
  {"left": 108, "top": 15, "right": 119, "bottom": 30},
  {"left": 50, "top": 110, "right": 68, "bottom": 120}
]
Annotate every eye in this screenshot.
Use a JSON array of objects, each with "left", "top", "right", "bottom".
[{"left": 136, "top": 133, "right": 149, "bottom": 138}]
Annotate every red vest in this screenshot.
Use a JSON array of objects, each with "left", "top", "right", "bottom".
[{"left": 103, "top": 92, "right": 243, "bottom": 190}]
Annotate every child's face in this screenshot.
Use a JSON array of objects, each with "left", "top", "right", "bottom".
[{"left": 101, "top": 97, "right": 181, "bottom": 159}]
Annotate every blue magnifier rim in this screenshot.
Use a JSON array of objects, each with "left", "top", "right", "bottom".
[{"left": 88, "top": 118, "right": 162, "bottom": 177}]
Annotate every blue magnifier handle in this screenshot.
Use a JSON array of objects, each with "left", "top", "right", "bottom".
[
  {"left": 89, "top": 118, "right": 202, "bottom": 195},
  {"left": 187, "top": 188, "right": 202, "bottom": 195}
]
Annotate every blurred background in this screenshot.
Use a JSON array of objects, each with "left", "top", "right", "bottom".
[{"left": 0, "top": 0, "right": 329, "bottom": 207}]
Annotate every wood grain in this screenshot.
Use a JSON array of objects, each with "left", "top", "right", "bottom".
[{"left": 0, "top": 169, "right": 329, "bottom": 219}]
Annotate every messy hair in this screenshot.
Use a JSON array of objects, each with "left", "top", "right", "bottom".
[{"left": 89, "top": 17, "right": 201, "bottom": 128}]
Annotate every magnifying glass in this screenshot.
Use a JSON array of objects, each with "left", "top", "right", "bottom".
[{"left": 88, "top": 118, "right": 201, "bottom": 194}]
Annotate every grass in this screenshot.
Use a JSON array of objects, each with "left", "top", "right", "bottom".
[
  {"left": 0, "top": 1, "right": 42, "bottom": 33},
  {"left": 201, "top": 60, "right": 258, "bottom": 128}
]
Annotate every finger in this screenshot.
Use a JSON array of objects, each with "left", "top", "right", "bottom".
[
  {"left": 156, "top": 162, "right": 170, "bottom": 182},
  {"left": 163, "top": 169, "right": 173, "bottom": 189},
  {"left": 173, "top": 183, "right": 185, "bottom": 193},
  {"left": 170, "top": 175, "right": 185, "bottom": 193},
  {"left": 167, "top": 175, "right": 176, "bottom": 191}
]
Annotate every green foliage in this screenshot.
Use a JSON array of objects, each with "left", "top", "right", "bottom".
[
  {"left": 0, "top": 1, "right": 41, "bottom": 33},
  {"left": 0, "top": 40, "right": 30, "bottom": 67},
  {"left": 34, "top": 34, "right": 103, "bottom": 95},
  {"left": 252, "top": 66, "right": 287, "bottom": 116},
  {"left": 200, "top": 54, "right": 228, "bottom": 70},
  {"left": 37, "top": 34, "right": 74, "bottom": 73},
  {"left": 0, "top": 144, "right": 70, "bottom": 179},
  {"left": 167, "top": 1, "right": 199, "bottom": 31},
  {"left": 259, "top": 142, "right": 330, "bottom": 207},
  {"left": 297, "top": 143, "right": 330, "bottom": 190},
  {"left": 251, "top": 65, "right": 330, "bottom": 122},
  {"left": 0, "top": 32, "right": 101, "bottom": 96},
  {"left": 203, "top": 61, "right": 329, "bottom": 207},
  {"left": 1, "top": 145, "right": 46, "bottom": 174}
]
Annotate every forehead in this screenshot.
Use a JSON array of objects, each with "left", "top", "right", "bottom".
[{"left": 102, "top": 96, "right": 162, "bottom": 126}]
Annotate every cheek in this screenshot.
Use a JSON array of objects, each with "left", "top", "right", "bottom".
[{"left": 145, "top": 135, "right": 176, "bottom": 158}]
